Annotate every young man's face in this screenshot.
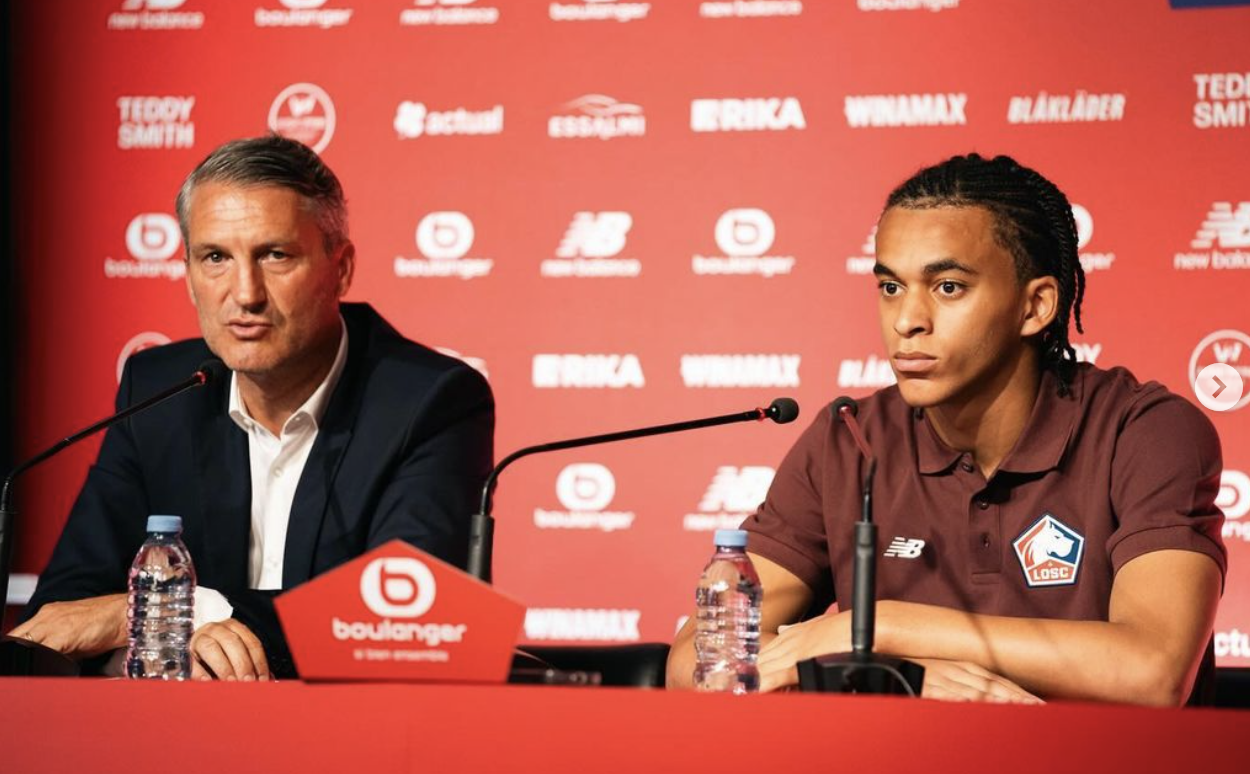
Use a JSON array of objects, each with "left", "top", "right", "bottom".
[
  {"left": 183, "top": 182, "right": 354, "bottom": 386},
  {"left": 873, "top": 205, "right": 1048, "bottom": 410}
]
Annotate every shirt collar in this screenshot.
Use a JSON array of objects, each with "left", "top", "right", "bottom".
[
  {"left": 228, "top": 315, "right": 350, "bottom": 437},
  {"left": 914, "top": 368, "right": 1080, "bottom": 476}
]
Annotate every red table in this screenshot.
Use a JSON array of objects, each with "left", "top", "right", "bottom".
[{"left": 2, "top": 678, "right": 1247, "bottom": 773}]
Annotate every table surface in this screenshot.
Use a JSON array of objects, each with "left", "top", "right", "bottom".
[{"left": 2, "top": 677, "right": 1249, "bottom": 774}]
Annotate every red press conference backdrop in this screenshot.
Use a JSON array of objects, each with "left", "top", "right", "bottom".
[{"left": 8, "top": 1, "right": 1250, "bottom": 665}]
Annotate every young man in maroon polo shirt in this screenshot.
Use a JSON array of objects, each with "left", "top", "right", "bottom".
[{"left": 668, "top": 154, "right": 1226, "bottom": 705}]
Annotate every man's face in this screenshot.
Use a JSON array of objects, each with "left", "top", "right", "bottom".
[
  {"left": 184, "top": 182, "right": 353, "bottom": 384},
  {"left": 874, "top": 205, "right": 1047, "bottom": 409}
]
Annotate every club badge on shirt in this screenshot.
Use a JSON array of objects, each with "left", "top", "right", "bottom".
[{"left": 1012, "top": 513, "right": 1085, "bottom": 588}]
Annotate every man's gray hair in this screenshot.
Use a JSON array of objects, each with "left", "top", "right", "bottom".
[{"left": 175, "top": 134, "right": 349, "bottom": 252}]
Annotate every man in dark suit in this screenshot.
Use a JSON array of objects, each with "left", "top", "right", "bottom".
[{"left": 11, "top": 136, "right": 494, "bottom": 680}]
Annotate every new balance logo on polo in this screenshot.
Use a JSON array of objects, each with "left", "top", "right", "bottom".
[{"left": 883, "top": 537, "right": 925, "bottom": 559}]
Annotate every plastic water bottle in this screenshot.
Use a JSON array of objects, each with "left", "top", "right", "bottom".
[
  {"left": 693, "top": 529, "right": 762, "bottom": 693},
  {"left": 126, "top": 515, "right": 196, "bottom": 680}
]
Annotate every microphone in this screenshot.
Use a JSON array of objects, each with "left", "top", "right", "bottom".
[
  {"left": 796, "top": 396, "right": 925, "bottom": 696},
  {"left": 0, "top": 359, "right": 226, "bottom": 628},
  {"left": 467, "top": 397, "right": 800, "bottom": 583}
]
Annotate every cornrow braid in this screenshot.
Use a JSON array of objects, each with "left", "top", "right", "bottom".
[{"left": 884, "top": 153, "right": 1088, "bottom": 395}]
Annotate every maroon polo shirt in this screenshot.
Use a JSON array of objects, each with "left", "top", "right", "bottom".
[{"left": 742, "top": 364, "right": 1227, "bottom": 701}]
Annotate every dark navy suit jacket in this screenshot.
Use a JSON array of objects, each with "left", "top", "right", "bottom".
[{"left": 25, "top": 303, "right": 495, "bottom": 677}]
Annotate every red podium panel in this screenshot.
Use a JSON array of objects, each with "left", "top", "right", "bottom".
[
  {"left": 2, "top": 679, "right": 1247, "bottom": 774},
  {"left": 274, "top": 540, "right": 525, "bottom": 683}
]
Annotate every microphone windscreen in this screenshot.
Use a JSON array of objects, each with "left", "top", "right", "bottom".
[
  {"left": 768, "top": 397, "right": 800, "bottom": 424},
  {"left": 831, "top": 396, "right": 859, "bottom": 420},
  {"left": 196, "top": 359, "right": 229, "bottom": 385}
]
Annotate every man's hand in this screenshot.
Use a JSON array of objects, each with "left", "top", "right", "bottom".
[
  {"left": 913, "top": 658, "right": 1043, "bottom": 703},
  {"left": 190, "top": 618, "right": 270, "bottom": 681},
  {"left": 8, "top": 594, "right": 128, "bottom": 659},
  {"left": 758, "top": 611, "right": 851, "bottom": 693}
]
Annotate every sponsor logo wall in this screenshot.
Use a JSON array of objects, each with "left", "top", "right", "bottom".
[{"left": 11, "top": 0, "right": 1250, "bottom": 664}]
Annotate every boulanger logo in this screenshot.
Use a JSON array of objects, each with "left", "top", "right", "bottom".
[
  {"left": 542, "top": 211, "right": 640, "bottom": 278},
  {"left": 1219, "top": 469, "right": 1250, "bottom": 541},
  {"left": 680, "top": 354, "right": 800, "bottom": 388},
  {"left": 117, "top": 331, "right": 172, "bottom": 383},
  {"left": 838, "top": 354, "right": 896, "bottom": 389},
  {"left": 532, "top": 354, "right": 645, "bottom": 388},
  {"left": 394, "top": 211, "right": 494, "bottom": 279},
  {"left": 693, "top": 208, "right": 795, "bottom": 278},
  {"left": 1175, "top": 202, "right": 1250, "bottom": 271},
  {"left": 360, "top": 557, "right": 436, "bottom": 618},
  {"left": 525, "top": 608, "right": 641, "bottom": 641},
  {"left": 117, "top": 96, "right": 195, "bottom": 150},
  {"left": 108, "top": 0, "right": 204, "bottom": 30},
  {"left": 548, "top": 95, "right": 646, "bottom": 140},
  {"left": 394, "top": 101, "right": 504, "bottom": 138},
  {"left": 400, "top": 0, "right": 500, "bottom": 26},
  {"left": 1189, "top": 330, "right": 1250, "bottom": 412},
  {"left": 699, "top": 1, "right": 803, "bottom": 18},
  {"left": 550, "top": 0, "right": 650, "bottom": 22},
  {"left": 1071, "top": 203, "right": 1116, "bottom": 273},
  {"left": 1007, "top": 91, "right": 1126, "bottom": 124},
  {"left": 255, "top": 0, "right": 353, "bottom": 28},
  {"left": 683, "top": 465, "right": 775, "bottom": 532},
  {"left": 268, "top": 83, "right": 336, "bottom": 154},
  {"left": 534, "top": 463, "right": 636, "bottom": 532},
  {"left": 332, "top": 556, "right": 466, "bottom": 647},
  {"left": 690, "top": 97, "right": 806, "bottom": 132},
  {"left": 1012, "top": 513, "right": 1085, "bottom": 588},
  {"left": 105, "top": 214, "right": 185, "bottom": 280},
  {"left": 1193, "top": 73, "right": 1249, "bottom": 129},
  {"left": 857, "top": 0, "right": 958, "bottom": 10},
  {"left": 127, "top": 214, "right": 181, "bottom": 260},
  {"left": 845, "top": 224, "right": 877, "bottom": 275},
  {"left": 844, "top": 93, "right": 967, "bottom": 127}
]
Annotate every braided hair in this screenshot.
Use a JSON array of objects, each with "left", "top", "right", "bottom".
[{"left": 884, "top": 153, "right": 1086, "bottom": 395}]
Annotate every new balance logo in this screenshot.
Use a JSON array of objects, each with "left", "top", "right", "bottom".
[
  {"left": 557, "top": 212, "right": 631, "bottom": 258},
  {"left": 882, "top": 537, "right": 925, "bottom": 559},
  {"left": 683, "top": 465, "right": 775, "bottom": 532},
  {"left": 844, "top": 93, "right": 967, "bottom": 127},
  {"left": 1191, "top": 202, "right": 1250, "bottom": 249},
  {"left": 699, "top": 466, "right": 774, "bottom": 512}
]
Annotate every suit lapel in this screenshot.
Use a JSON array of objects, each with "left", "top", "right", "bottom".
[
  {"left": 282, "top": 308, "right": 370, "bottom": 587},
  {"left": 194, "top": 393, "right": 251, "bottom": 589}
]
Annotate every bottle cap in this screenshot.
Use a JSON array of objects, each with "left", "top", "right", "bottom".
[
  {"left": 713, "top": 529, "right": 748, "bottom": 548},
  {"left": 146, "top": 515, "right": 182, "bottom": 533}
]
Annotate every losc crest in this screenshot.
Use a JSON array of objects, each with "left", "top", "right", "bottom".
[{"left": 275, "top": 540, "right": 525, "bottom": 682}]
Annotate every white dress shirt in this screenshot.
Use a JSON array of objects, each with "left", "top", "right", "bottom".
[{"left": 195, "top": 318, "right": 349, "bottom": 627}]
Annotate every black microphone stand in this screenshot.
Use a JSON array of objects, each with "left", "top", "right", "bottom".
[
  {"left": 796, "top": 402, "right": 925, "bottom": 696},
  {"left": 468, "top": 399, "right": 798, "bottom": 583},
  {"left": 1, "top": 363, "right": 221, "bottom": 675}
]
